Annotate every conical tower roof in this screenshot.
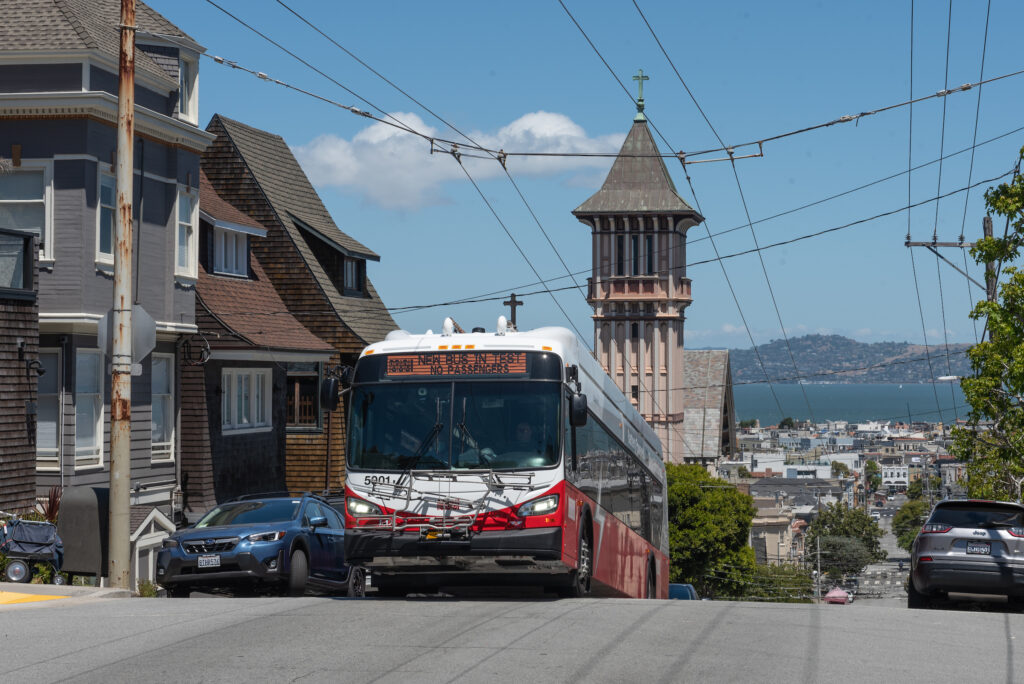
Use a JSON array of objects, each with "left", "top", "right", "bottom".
[{"left": 573, "top": 120, "right": 703, "bottom": 220}]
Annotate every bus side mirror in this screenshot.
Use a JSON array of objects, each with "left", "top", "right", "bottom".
[
  {"left": 320, "top": 376, "right": 341, "bottom": 412},
  {"left": 570, "top": 393, "right": 588, "bottom": 427}
]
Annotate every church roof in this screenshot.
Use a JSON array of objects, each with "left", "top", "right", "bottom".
[{"left": 572, "top": 120, "right": 703, "bottom": 219}]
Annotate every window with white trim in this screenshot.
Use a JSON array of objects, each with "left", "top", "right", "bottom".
[
  {"left": 36, "top": 349, "right": 61, "bottom": 471},
  {"left": 213, "top": 226, "right": 247, "bottom": 276},
  {"left": 222, "top": 368, "right": 271, "bottom": 434},
  {"left": 97, "top": 171, "right": 115, "bottom": 263},
  {"left": 75, "top": 349, "right": 104, "bottom": 468},
  {"left": 178, "top": 54, "right": 198, "bottom": 125},
  {"left": 151, "top": 353, "right": 174, "bottom": 462},
  {"left": 0, "top": 162, "right": 52, "bottom": 261},
  {"left": 175, "top": 188, "right": 198, "bottom": 278}
]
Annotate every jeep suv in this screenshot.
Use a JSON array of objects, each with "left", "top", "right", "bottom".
[
  {"left": 909, "top": 499, "right": 1024, "bottom": 609},
  {"left": 156, "top": 493, "right": 364, "bottom": 598}
]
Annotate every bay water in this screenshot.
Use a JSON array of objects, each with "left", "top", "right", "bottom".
[{"left": 732, "top": 383, "right": 968, "bottom": 425}]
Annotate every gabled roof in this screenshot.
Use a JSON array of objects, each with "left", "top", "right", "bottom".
[
  {"left": 573, "top": 120, "right": 703, "bottom": 219},
  {"left": 210, "top": 115, "right": 378, "bottom": 260},
  {"left": 199, "top": 170, "right": 264, "bottom": 233},
  {"left": 196, "top": 255, "right": 334, "bottom": 354},
  {"left": 0, "top": 0, "right": 192, "bottom": 87},
  {"left": 205, "top": 114, "right": 396, "bottom": 346}
]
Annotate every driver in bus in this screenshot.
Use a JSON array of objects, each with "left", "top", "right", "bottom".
[{"left": 511, "top": 420, "right": 537, "bottom": 453}]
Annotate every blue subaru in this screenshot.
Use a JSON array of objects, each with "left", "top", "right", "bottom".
[{"left": 156, "top": 493, "right": 364, "bottom": 597}]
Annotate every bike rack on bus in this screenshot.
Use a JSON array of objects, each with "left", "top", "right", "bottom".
[{"left": 354, "top": 469, "right": 544, "bottom": 538}]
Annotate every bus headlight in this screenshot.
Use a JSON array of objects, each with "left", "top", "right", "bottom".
[
  {"left": 347, "top": 497, "right": 383, "bottom": 516},
  {"left": 518, "top": 494, "right": 559, "bottom": 517}
]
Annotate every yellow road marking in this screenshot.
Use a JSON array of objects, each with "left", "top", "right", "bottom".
[{"left": 0, "top": 590, "right": 67, "bottom": 605}]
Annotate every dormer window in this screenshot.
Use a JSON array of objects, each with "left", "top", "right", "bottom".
[{"left": 214, "top": 226, "right": 247, "bottom": 276}]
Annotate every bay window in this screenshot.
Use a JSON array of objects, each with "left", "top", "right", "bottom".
[
  {"left": 75, "top": 349, "right": 103, "bottom": 468},
  {"left": 151, "top": 354, "right": 174, "bottom": 461}
]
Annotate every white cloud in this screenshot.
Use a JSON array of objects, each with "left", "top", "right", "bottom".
[{"left": 292, "top": 111, "right": 624, "bottom": 209}]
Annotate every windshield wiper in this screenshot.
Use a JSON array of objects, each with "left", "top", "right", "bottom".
[{"left": 402, "top": 422, "right": 443, "bottom": 470}]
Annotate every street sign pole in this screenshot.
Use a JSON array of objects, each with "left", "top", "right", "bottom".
[{"left": 109, "top": 0, "right": 135, "bottom": 590}]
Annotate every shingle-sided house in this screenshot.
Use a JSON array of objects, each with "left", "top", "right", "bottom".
[
  {"left": 0, "top": 1, "right": 212, "bottom": 515},
  {"left": 679, "top": 349, "right": 738, "bottom": 471},
  {"left": 201, "top": 115, "right": 397, "bottom": 495},
  {"left": 179, "top": 171, "right": 335, "bottom": 518}
]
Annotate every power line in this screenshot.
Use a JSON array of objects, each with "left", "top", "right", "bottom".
[
  {"left": 631, "top": 0, "right": 815, "bottom": 425},
  {"left": 556, "top": 0, "right": 786, "bottom": 421},
  {"left": 959, "top": 0, "right": 992, "bottom": 345}
]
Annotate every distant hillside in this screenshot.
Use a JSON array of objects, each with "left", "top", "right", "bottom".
[{"left": 724, "top": 334, "right": 973, "bottom": 384}]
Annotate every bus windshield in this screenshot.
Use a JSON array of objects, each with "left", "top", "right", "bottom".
[{"left": 348, "top": 380, "right": 561, "bottom": 471}]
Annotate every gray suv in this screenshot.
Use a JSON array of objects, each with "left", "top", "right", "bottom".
[{"left": 909, "top": 499, "right": 1024, "bottom": 609}]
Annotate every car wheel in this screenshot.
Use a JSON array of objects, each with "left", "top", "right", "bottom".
[
  {"left": 346, "top": 566, "right": 366, "bottom": 597},
  {"left": 52, "top": 573, "right": 67, "bottom": 586},
  {"left": 907, "top": 578, "right": 928, "bottom": 609},
  {"left": 288, "top": 550, "right": 308, "bottom": 597},
  {"left": 4, "top": 559, "right": 31, "bottom": 583},
  {"left": 166, "top": 584, "right": 191, "bottom": 598}
]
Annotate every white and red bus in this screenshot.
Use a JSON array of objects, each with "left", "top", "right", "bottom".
[{"left": 342, "top": 318, "right": 668, "bottom": 598}]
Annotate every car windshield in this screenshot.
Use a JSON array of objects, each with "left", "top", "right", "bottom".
[
  {"left": 929, "top": 503, "right": 1024, "bottom": 528},
  {"left": 348, "top": 380, "right": 561, "bottom": 471},
  {"left": 195, "top": 499, "right": 301, "bottom": 527}
]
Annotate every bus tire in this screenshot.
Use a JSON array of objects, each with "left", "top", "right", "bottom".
[{"left": 561, "top": 526, "right": 592, "bottom": 598}]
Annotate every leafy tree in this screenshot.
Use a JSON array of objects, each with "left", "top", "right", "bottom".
[
  {"left": 738, "top": 419, "right": 757, "bottom": 429},
  {"left": 804, "top": 502, "right": 886, "bottom": 577},
  {"left": 864, "top": 460, "right": 881, "bottom": 492},
  {"left": 892, "top": 499, "right": 930, "bottom": 553},
  {"left": 906, "top": 475, "right": 941, "bottom": 501},
  {"left": 665, "top": 464, "right": 757, "bottom": 597},
  {"left": 831, "top": 461, "right": 851, "bottom": 478},
  {"left": 814, "top": 536, "right": 873, "bottom": 578},
  {"left": 778, "top": 417, "right": 795, "bottom": 429},
  {"left": 742, "top": 563, "right": 815, "bottom": 603},
  {"left": 737, "top": 465, "right": 751, "bottom": 478},
  {"left": 952, "top": 148, "right": 1024, "bottom": 477},
  {"left": 963, "top": 452, "right": 1024, "bottom": 501}
]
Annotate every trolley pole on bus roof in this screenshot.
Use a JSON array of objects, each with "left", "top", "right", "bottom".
[{"left": 108, "top": 0, "right": 136, "bottom": 590}]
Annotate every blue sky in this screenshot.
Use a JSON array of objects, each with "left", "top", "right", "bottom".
[{"left": 150, "top": 0, "right": 1024, "bottom": 351}]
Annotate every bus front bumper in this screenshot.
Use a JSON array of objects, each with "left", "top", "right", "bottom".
[{"left": 345, "top": 526, "right": 562, "bottom": 568}]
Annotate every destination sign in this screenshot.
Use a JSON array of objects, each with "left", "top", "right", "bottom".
[{"left": 385, "top": 352, "right": 527, "bottom": 377}]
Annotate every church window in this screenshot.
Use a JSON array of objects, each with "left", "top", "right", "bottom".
[{"left": 616, "top": 235, "right": 624, "bottom": 276}]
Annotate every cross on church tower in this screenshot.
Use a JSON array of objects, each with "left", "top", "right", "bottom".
[{"left": 632, "top": 69, "right": 649, "bottom": 121}]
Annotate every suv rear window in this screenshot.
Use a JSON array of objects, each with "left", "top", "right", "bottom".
[{"left": 929, "top": 503, "right": 1024, "bottom": 528}]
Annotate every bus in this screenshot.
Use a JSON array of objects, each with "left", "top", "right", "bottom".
[{"left": 341, "top": 318, "right": 668, "bottom": 598}]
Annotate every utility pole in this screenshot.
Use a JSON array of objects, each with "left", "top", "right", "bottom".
[
  {"left": 109, "top": 0, "right": 136, "bottom": 590},
  {"left": 816, "top": 535, "right": 821, "bottom": 604}
]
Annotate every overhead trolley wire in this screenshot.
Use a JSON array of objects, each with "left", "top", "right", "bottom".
[
  {"left": 556, "top": 0, "right": 787, "bottom": 422},
  {"left": 632, "top": 0, "right": 816, "bottom": 425},
  {"left": 959, "top": 0, "right": 992, "bottom": 345},
  {"left": 904, "top": 0, "right": 946, "bottom": 430}
]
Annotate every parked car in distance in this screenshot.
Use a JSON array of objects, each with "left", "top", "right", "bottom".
[
  {"left": 668, "top": 583, "right": 700, "bottom": 600},
  {"left": 156, "top": 493, "right": 364, "bottom": 598},
  {"left": 909, "top": 499, "right": 1024, "bottom": 609},
  {"left": 823, "top": 587, "right": 851, "bottom": 604},
  {"left": 874, "top": 500, "right": 885, "bottom": 508}
]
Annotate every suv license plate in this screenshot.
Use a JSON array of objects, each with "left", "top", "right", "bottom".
[
  {"left": 966, "top": 542, "right": 991, "bottom": 555},
  {"left": 198, "top": 554, "right": 221, "bottom": 568}
]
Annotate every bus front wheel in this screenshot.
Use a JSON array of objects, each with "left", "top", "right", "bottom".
[{"left": 560, "top": 530, "right": 592, "bottom": 598}]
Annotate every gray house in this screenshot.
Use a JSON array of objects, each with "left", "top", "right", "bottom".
[{"left": 0, "top": 0, "right": 212, "bottom": 550}]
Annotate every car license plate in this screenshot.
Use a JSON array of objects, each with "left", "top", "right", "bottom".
[
  {"left": 198, "top": 554, "right": 221, "bottom": 568},
  {"left": 966, "top": 542, "right": 991, "bottom": 555}
]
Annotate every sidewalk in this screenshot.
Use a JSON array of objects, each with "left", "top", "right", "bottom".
[{"left": 0, "top": 581, "right": 131, "bottom": 605}]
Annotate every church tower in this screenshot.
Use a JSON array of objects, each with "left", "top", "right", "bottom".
[{"left": 572, "top": 72, "right": 703, "bottom": 464}]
